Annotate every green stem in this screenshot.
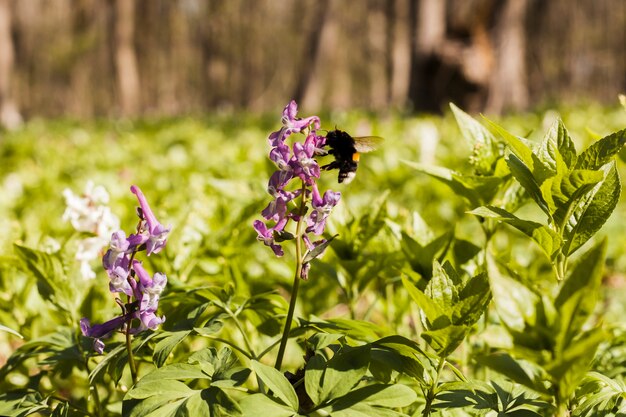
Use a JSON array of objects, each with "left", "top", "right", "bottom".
[
  {"left": 227, "top": 307, "right": 257, "bottom": 359},
  {"left": 83, "top": 357, "right": 101, "bottom": 417},
  {"left": 275, "top": 181, "right": 308, "bottom": 370},
  {"left": 422, "top": 358, "right": 446, "bottom": 417},
  {"left": 126, "top": 325, "right": 138, "bottom": 385}
]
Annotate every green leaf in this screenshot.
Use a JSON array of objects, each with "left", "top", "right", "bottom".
[
  {"left": 303, "top": 234, "right": 338, "bottom": 263},
  {"left": 0, "top": 391, "right": 48, "bottom": 417},
  {"left": 305, "top": 353, "right": 326, "bottom": 407},
  {"left": 546, "top": 327, "right": 606, "bottom": 401},
  {"left": 474, "top": 352, "right": 549, "bottom": 395},
  {"left": 329, "top": 403, "right": 407, "bottom": 417},
  {"left": 505, "top": 154, "right": 551, "bottom": 217},
  {"left": 426, "top": 261, "right": 458, "bottom": 312},
  {"left": 555, "top": 239, "right": 606, "bottom": 349},
  {"left": 487, "top": 254, "right": 540, "bottom": 333},
  {"left": 14, "top": 244, "right": 75, "bottom": 319},
  {"left": 370, "top": 335, "right": 430, "bottom": 383},
  {"left": 401, "top": 230, "right": 453, "bottom": 280},
  {"left": 336, "top": 384, "right": 417, "bottom": 408},
  {"left": 402, "top": 276, "right": 446, "bottom": 326},
  {"left": 422, "top": 325, "right": 469, "bottom": 357},
  {"left": 315, "top": 345, "right": 371, "bottom": 404},
  {"left": 251, "top": 360, "right": 299, "bottom": 411},
  {"left": 0, "top": 324, "right": 23, "bottom": 339},
  {"left": 239, "top": 394, "right": 296, "bottom": 417},
  {"left": 153, "top": 330, "right": 192, "bottom": 368},
  {"left": 562, "top": 162, "right": 620, "bottom": 255},
  {"left": 484, "top": 117, "right": 536, "bottom": 170},
  {"left": 575, "top": 128, "right": 626, "bottom": 170},
  {"left": 470, "top": 205, "right": 562, "bottom": 258},
  {"left": 451, "top": 272, "right": 491, "bottom": 327},
  {"left": 403, "top": 161, "right": 488, "bottom": 207},
  {"left": 450, "top": 103, "right": 501, "bottom": 175}
]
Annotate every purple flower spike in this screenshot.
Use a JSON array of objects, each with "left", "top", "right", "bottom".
[
  {"left": 130, "top": 185, "right": 171, "bottom": 255},
  {"left": 253, "top": 220, "right": 284, "bottom": 257}
]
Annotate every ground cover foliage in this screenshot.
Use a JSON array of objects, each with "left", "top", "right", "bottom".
[{"left": 0, "top": 102, "right": 626, "bottom": 416}]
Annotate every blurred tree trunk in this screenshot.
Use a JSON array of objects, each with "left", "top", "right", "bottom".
[
  {"left": 0, "top": 0, "right": 21, "bottom": 129},
  {"left": 485, "top": 0, "right": 529, "bottom": 114},
  {"left": 367, "top": 0, "right": 388, "bottom": 110},
  {"left": 114, "top": 0, "right": 140, "bottom": 116},
  {"left": 292, "top": 0, "right": 329, "bottom": 106},
  {"left": 389, "top": 0, "right": 412, "bottom": 108}
]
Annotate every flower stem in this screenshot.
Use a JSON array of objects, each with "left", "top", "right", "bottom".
[
  {"left": 126, "top": 325, "right": 138, "bottom": 385},
  {"left": 275, "top": 182, "right": 308, "bottom": 370}
]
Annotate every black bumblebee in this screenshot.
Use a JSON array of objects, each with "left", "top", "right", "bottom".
[{"left": 321, "top": 129, "right": 383, "bottom": 183}]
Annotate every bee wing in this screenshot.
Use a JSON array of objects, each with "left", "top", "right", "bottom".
[{"left": 352, "top": 136, "right": 383, "bottom": 153}]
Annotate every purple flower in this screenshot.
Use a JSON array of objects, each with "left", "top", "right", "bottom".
[
  {"left": 270, "top": 144, "right": 293, "bottom": 172},
  {"left": 130, "top": 185, "right": 171, "bottom": 256},
  {"left": 268, "top": 100, "right": 321, "bottom": 147},
  {"left": 291, "top": 140, "right": 320, "bottom": 184},
  {"left": 307, "top": 186, "right": 341, "bottom": 235},
  {"left": 132, "top": 260, "right": 166, "bottom": 330},
  {"left": 108, "top": 264, "right": 133, "bottom": 296},
  {"left": 253, "top": 220, "right": 284, "bottom": 257},
  {"left": 80, "top": 316, "right": 129, "bottom": 354}
]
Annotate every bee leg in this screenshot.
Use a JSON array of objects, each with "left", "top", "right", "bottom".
[{"left": 321, "top": 161, "right": 340, "bottom": 171}]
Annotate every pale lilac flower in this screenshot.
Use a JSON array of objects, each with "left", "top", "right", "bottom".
[
  {"left": 291, "top": 140, "right": 320, "bottom": 184},
  {"left": 130, "top": 185, "right": 171, "bottom": 255},
  {"left": 307, "top": 186, "right": 341, "bottom": 235},
  {"left": 132, "top": 260, "right": 167, "bottom": 330},
  {"left": 80, "top": 316, "right": 129, "bottom": 354},
  {"left": 268, "top": 100, "right": 321, "bottom": 147},
  {"left": 253, "top": 220, "right": 284, "bottom": 257}
]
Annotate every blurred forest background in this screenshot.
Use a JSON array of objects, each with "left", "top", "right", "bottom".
[{"left": 0, "top": 0, "right": 624, "bottom": 126}]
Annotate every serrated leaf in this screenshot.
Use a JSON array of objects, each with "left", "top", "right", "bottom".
[
  {"left": 426, "top": 261, "right": 458, "bottom": 312},
  {"left": 402, "top": 276, "right": 446, "bottom": 326},
  {"left": 505, "top": 154, "right": 551, "bottom": 217},
  {"left": 575, "top": 128, "right": 626, "bottom": 170},
  {"left": 14, "top": 244, "right": 75, "bottom": 319},
  {"left": 422, "top": 325, "right": 469, "bottom": 357},
  {"left": 451, "top": 272, "right": 491, "bottom": 327},
  {"left": 484, "top": 117, "right": 536, "bottom": 170},
  {"left": 470, "top": 205, "right": 562, "bottom": 258},
  {"left": 450, "top": 103, "right": 501, "bottom": 175},
  {"left": 563, "top": 162, "right": 620, "bottom": 255},
  {"left": 251, "top": 361, "right": 299, "bottom": 411},
  {"left": 401, "top": 230, "right": 453, "bottom": 280}
]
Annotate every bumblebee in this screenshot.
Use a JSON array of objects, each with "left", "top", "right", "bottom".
[{"left": 321, "top": 129, "right": 382, "bottom": 183}]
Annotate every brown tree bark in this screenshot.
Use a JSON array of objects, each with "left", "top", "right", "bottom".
[
  {"left": 114, "top": 0, "right": 140, "bottom": 116},
  {"left": 0, "top": 0, "right": 21, "bottom": 129},
  {"left": 485, "top": 0, "right": 529, "bottom": 114},
  {"left": 389, "top": 0, "right": 412, "bottom": 108}
]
